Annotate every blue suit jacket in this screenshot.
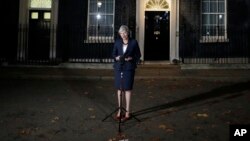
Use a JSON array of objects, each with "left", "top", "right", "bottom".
[{"left": 112, "top": 38, "right": 141, "bottom": 71}]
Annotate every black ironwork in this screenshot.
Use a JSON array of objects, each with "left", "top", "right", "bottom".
[
  {"left": 1, "top": 24, "right": 114, "bottom": 66},
  {"left": 180, "top": 26, "right": 250, "bottom": 64}
]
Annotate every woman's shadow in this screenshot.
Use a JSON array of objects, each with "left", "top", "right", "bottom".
[{"left": 132, "top": 81, "right": 250, "bottom": 122}]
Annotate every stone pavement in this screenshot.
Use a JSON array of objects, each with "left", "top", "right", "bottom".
[
  {"left": 1, "top": 63, "right": 250, "bottom": 81},
  {"left": 0, "top": 64, "right": 250, "bottom": 141}
]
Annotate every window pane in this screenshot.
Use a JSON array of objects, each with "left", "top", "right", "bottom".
[
  {"left": 106, "top": 2, "right": 114, "bottom": 13},
  {"left": 202, "top": 14, "right": 209, "bottom": 25},
  {"left": 202, "top": 25, "right": 221, "bottom": 36},
  {"left": 218, "top": 26, "right": 225, "bottom": 36},
  {"left": 88, "top": 26, "right": 97, "bottom": 36},
  {"left": 89, "top": 1, "right": 97, "bottom": 12},
  {"left": 96, "top": 15, "right": 112, "bottom": 26},
  {"left": 98, "top": 26, "right": 113, "bottom": 36},
  {"left": 210, "top": 14, "right": 217, "bottom": 25},
  {"left": 209, "top": 26, "right": 217, "bottom": 36},
  {"left": 30, "top": 0, "right": 52, "bottom": 8},
  {"left": 44, "top": 12, "right": 51, "bottom": 19},
  {"left": 210, "top": 2, "right": 217, "bottom": 13},
  {"left": 89, "top": 15, "right": 98, "bottom": 25},
  {"left": 105, "top": 15, "right": 113, "bottom": 25},
  {"left": 98, "top": 2, "right": 113, "bottom": 13},
  {"left": 31, "top": 12, "right": 39, "bottom": 19},
  {"left": 218, "top": 14, "right": 224, "bottom": 25},
  {"left": 202, "top": 25, "right": 217, "bottom": 36},
  {"left": 218, "top": 2, "right": 225, "bottom": 12},
  {"left": 97, "top": 15, "right": 105, "bottom": 25},
  {"left": 202, "top": 2, "right": 209, "bottom": 12}
]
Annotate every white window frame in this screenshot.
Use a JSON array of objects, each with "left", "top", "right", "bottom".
[
  {"left": 86, "top": 0, "right": 115, "bottom": 43},
  {"left": 200, "top": 0, "right": 228, "bottom": 43}
]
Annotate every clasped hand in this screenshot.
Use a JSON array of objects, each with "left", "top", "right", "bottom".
[{"left": 115, "top": 56, "right": 132, "bottom": 61}]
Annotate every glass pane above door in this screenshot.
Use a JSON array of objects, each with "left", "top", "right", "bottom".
[{"left": 30, "top": 0, "right": 52, "bottom": 8}]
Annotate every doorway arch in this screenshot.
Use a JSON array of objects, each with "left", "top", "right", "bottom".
[{"left": 144, "top": 0, "right": 170, "bottom": 60}]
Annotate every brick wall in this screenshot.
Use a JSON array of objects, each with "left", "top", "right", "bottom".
[{"left": 179, "top": 0, "right": 200, "bottom": 30}]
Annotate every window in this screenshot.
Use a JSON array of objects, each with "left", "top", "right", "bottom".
[
  {"left": 145, "top": 0, "right": 169, "bottom": 10},
  {"left": 44, "top": 12, "right": 51, "bottom": 20},
  {"left": 201, "top": 0, "right": 227, "bottom": 41},
  {"left": 87, "top": 0, "right": 115, "bottom": 41},
  {"left": 30, "top": 0, "right": 52, "bottom": 8},
  {"left": 31, "top": 12, "right": 39, "bottom": 19}
]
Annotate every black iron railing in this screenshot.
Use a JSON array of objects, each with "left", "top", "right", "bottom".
[
  {"left": 1, "top": 24, "right": 249, "bottom": 65},
  {"left": 1, "top": 24, "right": 114, "bottom": 65},
  {"left": 180, "top": 26, "right": 250, "bottom": 64}
]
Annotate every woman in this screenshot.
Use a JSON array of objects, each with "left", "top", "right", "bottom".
[{"left": 112, "top": 25, "right": 141, "bottom": 121}]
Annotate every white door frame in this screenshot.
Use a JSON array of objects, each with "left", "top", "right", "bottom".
[
  {"left": 136, "top": 0, "right": 179, "bottom": 63},
  {"left": 18, "top": 0, "right": 59, "bottom": 60}
]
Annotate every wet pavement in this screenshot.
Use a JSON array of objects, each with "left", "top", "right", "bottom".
[{"left": 0, "top": 64, "right": 250, "bottom": 141}]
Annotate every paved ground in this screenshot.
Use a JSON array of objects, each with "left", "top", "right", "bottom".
[{"left": 0, "top": 64, "right": 250, "bottom": 141}]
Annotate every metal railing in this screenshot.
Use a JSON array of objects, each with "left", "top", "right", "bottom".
[
  {"left": 1, "top": 24, "right": 115, "bottom": 65},
  {"left": 180, "top": 26, "right": 250, "bottom": 64},
  {"left": 1, "top": 24, "right": 249, "bottom": 66}
]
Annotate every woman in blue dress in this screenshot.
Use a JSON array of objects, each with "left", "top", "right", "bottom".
[{"left": 112, "top": 25, "right": 141, "bottom": 121}]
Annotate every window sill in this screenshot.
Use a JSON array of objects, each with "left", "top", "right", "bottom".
[{"left": 84, "top": 36, "right": 114, "bottom": 43}]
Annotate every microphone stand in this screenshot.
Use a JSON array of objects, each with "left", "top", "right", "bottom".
[{"left": 102, "top": 60, "right": 140, "bottom": 133}]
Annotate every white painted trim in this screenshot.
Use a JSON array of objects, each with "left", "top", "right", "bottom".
[
  {"left": 136, "top": 0, "right": 146, "bottom": 60},
  {"left": 169, "top": 0, "right": 175, "bottom": 63},
  {"left": 176, "top": 0, "right": 180, "bottom": 60},
  {"left": 18, "top": 0, "right": 29, "bottom": 60},
  {"left": 18, "top": 0, "right": 59, "bottom": 60},
  {"left": 50, "top": 0, "right": 59, "bottom": 59},
  {"left": 136, "top": 0, "right": 179, "bottom": 63}
]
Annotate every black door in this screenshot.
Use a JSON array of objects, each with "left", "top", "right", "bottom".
[
  {"left": 144, "top": 11, "right": 170, "bottom": 60},
  {"left": 28, "top": 10, "right": 51, "bottom": 60}
]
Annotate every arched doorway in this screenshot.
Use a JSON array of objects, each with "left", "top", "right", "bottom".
[
  {"left": 136, "top": 0, "right": 179, "bottom": 63},
  {"left": 144, "top": 0, "right": 170, "bottom": 61}
]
